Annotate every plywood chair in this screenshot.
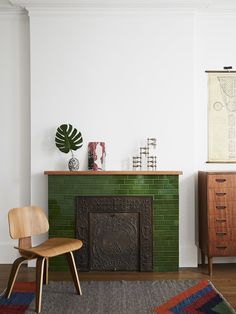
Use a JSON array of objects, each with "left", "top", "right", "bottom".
[{"left": 5, "top": 206, "right": 83, "bottom": 313}]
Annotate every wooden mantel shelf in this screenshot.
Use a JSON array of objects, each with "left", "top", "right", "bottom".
[{"left": 44, "top": 170, "right": 182, "bottom": 175}]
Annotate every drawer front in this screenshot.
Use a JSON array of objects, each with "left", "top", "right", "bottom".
[
  {"left": 209, "top": 229, "right": 230, "bottom": 241},
  {"left": 228, "top": 216, "right": 236, "bottom": 228},
  {"left": 209, "top": 215, "right": 236, "bottom": 229},
  {"left": 230, "top": 229, "right": 236, "bottom": 240},
  {"left": 208, "top": 202, "right": 228, "bottom": 215},
  {"left": 209, "top": 215, "right": 228, "bottom": 229},
  {"left": 209, "top": 227, "right": 236, "bottom": 241},
  {"left": 208, "top": 201, "right": 236, "bottom": 215},
  {"left": 209, "top": 241, "right": 236, "bottom": 256},
  {"left": 208, "top": 188, "right": 236, "bottom": 202},
  {"left": 208, "top": 174, "right": 235, "bottom": 188}
]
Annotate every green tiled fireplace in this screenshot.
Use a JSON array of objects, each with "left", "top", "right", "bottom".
[{"left": 45, "top": 170, "right": 182, "bottom": 272}]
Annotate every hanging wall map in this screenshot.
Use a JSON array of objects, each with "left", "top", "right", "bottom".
[{"left": 208, "top": 72, "right": 236, "bottom": 162}]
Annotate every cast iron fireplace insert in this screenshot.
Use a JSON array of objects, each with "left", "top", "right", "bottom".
[{"left": 76, "top": 195, "right": 153, "bottom": 272}]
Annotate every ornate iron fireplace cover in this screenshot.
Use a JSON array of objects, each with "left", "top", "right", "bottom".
[{"left": 76, "top": 196, "right": 153, "bottom": 271}]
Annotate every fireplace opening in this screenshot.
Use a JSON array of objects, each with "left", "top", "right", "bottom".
[{"left": 76, "top": 196, "right": 153, "bottom": 271}]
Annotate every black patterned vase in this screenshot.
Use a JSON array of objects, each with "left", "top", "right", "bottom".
[{"left": 68, "top": 157, "right": 79, "bottom": 171}]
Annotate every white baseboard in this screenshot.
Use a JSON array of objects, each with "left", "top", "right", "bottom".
[
  {"left": 197, "top": 247, "right": 236, "bottom": 264},
  {"left": 179, "top": 244, "right": 198, "bottom": 267},
  {"left": 180, "top": 245, "right": 236, "bottom": 267},
  {"left": 210, "top": 256, "right": 236, "bottom": 263},
  {"left": 28, "top": 260, "right": 36, "bottom": 267}
]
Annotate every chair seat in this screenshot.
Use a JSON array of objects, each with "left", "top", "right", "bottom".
[{"left": 20, "top": 238, "right": 83, "bottom": 258}]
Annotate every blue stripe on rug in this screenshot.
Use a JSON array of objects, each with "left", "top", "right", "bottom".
[
  {"left": 0, "top": 292, "right": 35, "bottom": 305},
  {"left": 0, "top": 291, "right": 35, "bottom": 314}
]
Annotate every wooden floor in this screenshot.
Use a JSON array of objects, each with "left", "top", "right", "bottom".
[{"left": 0, "top": 263, "right": 236, "bottom": 310}]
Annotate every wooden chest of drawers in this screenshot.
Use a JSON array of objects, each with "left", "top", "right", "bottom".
[{"left": 198, "top": 171, "right": 236, "bottom": 275}]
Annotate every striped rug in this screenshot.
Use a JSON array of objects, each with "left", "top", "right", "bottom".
[
  {"left": 0, "top": 282, "right": 35, "bottom": 314},
  {"left": 153, "top": 280, "right": 235, "bottom": 314},
  {"left": 0, "top": 280, "right": 235, "bottom": 313}
]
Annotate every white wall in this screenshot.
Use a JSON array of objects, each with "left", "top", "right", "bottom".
[
  {"left": 0, "top": 10, "right": 30, "bottom": 262},
  {"left": 2, "top": 3, "right": 236, "bottom": 266},
  {"left": 29, "top": 10, "right": 196, "bottom": 266}
]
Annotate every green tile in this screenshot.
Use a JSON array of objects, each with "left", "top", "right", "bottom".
[{"left": 48, "top": 174, "right": 180, "bottom": 272}]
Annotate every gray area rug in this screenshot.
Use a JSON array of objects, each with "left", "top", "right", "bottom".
[{"left": 26, "top": 280, "right": 200, "bottom": 314}]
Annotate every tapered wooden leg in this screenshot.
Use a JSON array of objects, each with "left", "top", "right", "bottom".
[
  {"left": 208, "top": 256, "right": 212, "bottom": 276},
  {"left": 35, "top": 257, "right": 46, "bottom": 314},
  {"left": 65, "top": 251, "right": 82, "bottom": 295},
  {"left": 5, "top": 256, "right": 27, "bottom": 298},
  {"left": 201, "top": 250, "right": 205, "bottom": 266},
  {"left": 43, "top": 258, "right": 49, "bottom": 285}
]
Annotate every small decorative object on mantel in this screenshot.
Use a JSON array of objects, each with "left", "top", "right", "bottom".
[
  {"left": 88, "top": 142, "right": 106, "bottom": 171},
  {"left": 55, "top": 124, "right": 83, "bottom": 171},
  {"left": 132, "top": 138, "right": 157, "bottom": 170},
  {"left": 132, "top": 156, "right": 142, "bottom": 170}
]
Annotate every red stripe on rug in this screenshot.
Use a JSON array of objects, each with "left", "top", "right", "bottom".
[
  {"left": 182, "top": 289, "right": 218, "bottom": 313},
  {"left": 0, "top": 304, "right": 28, "bottom": 314},
  {"left": 152, "top": 280, "right": 209, "bottom": 313},
  {"left": 12, "top": 282, "right": 36, "bottom": 293}
]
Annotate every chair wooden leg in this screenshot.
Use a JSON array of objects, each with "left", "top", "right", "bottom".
[
  {"left": 43, "top": 258, "right": 49, "bottom": 285},
  {"left": 5, "top": 256, "right": 27, "bottom": 298},
  {"left": 65, "top": 251, "right": 82, "bottom": 295},
  {"left": 35, "top": 257, "right": 46, "bottom": 314}
]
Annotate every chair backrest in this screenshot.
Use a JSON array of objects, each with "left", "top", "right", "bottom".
[{"left": 8, "top": 206, "right": 49, "bottom": 239}]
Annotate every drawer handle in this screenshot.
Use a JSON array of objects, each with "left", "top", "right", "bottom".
[
  {"left": 216, "top": 232, "right": 227, "bottom": 236},
  {"left": 216, "top": 219, "right": 226, "bottom": 222},
  {"left": 216, "top": 192, "right": 226, "bottom": 196},
  {"left": 216, "top": 245, "right": 227, "bottom": 249},
  {"left": 216, "top": 205, "right": 227, "bottom": 210},
  {"left": 215, "top": 179, "right": 226, "bottom": 183}
]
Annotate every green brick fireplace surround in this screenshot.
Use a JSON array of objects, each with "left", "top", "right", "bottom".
[{"left": 45, "top": 170, "right": 182, "bottom": 272}]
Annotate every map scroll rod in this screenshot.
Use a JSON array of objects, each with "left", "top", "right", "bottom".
[{"left": 205, "top": 66, "right": 235, "bottom": 73}]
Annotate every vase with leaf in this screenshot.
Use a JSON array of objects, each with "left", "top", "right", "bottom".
[{"left": 55, "top": 124, "right": 83, "bottom": 171}]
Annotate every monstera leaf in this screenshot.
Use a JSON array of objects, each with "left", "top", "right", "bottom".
[{"left": 55, "top": 124, "right": 83, "bottom": 154}]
